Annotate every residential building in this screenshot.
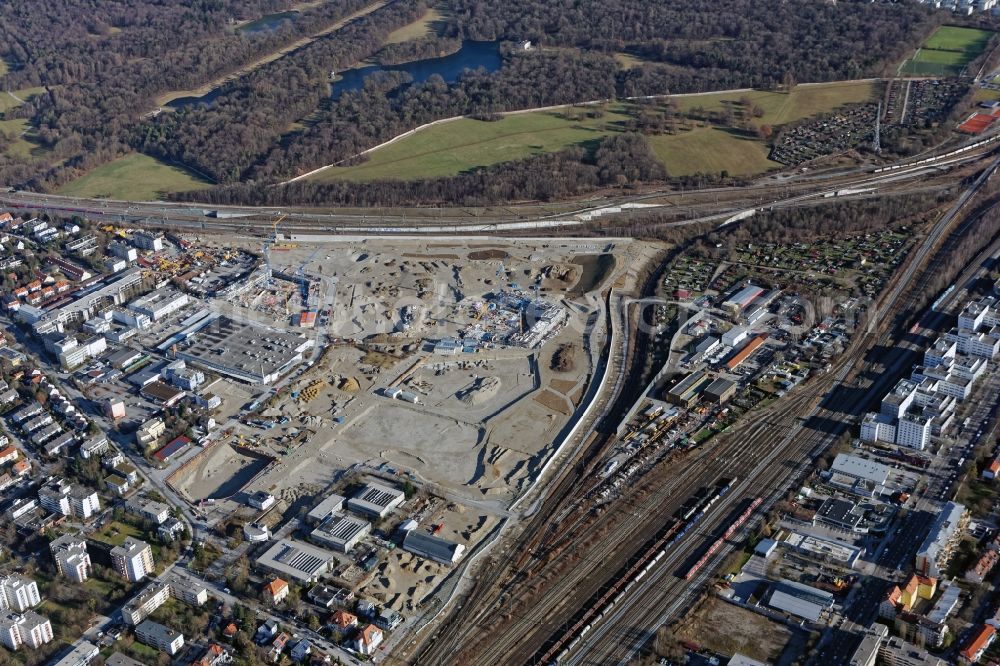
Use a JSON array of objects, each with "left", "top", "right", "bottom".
[
  {"left": 0, "top": 612, "right": 52, "bottom": 650},
  {"left": 121, "top": 581, "right": 171, "bottom": 626},
  {"left": 50, "top": 640, "right": 100, "bottom": 666},
  {"left": 850, "top": 623, "right": 888, "bottom": 666},
  {"left": 135, "top": 620, "right": 184, "bottom": 655},
  {"left": 916, "top": 503, "right": 969, "bottom": 577},
  {"left": 265, "top": 578, "right": 289, "bottom": 605},
  {"left": 50, "top": 535, "right": 91, "bottom": 582},
  {"left": 110, "top": 537, "right": 154, "bottom": 582},
  {"left": 960, "top": 624, "right": 996, "bottom": 663},
  {"left": 38, "top": 479, "right": 100, "bottom": 519},
  {"left": 878, "top": 634, "right": 946, "bottom": 666},
  {"left": 0, "top": 575, "right": 40, "bottom": 612},
  {"left": 352, "top": 624, "right": 383, "bottom": 656}
]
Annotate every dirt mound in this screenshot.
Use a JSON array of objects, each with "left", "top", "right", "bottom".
[
  {"left": 457, "top": 376, "right": 501, "bottom": 406},
  {"left": 339, "top": 376, "right": 360, "bottom": 392},
  {"left": 468, "top": 249, "right": 509, "bottom": 260}
]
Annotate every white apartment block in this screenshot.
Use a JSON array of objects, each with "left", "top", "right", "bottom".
[
  {"left": 111, "top": 538, "right": 154, "bottom": 582},
  {"left": 0, "top": 612, "right": 52, "bottom": 650},
  {"left": 38, "top": 479, "right": 101, "bottom": 520},
  {"left": 0, "top": 576, "right": 40, "bottom": 612},
  {"left": 50, "top": 536, "right": 91, "bottom": 583}
]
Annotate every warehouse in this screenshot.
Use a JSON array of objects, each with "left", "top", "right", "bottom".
[
  {"left": 813, "top": 497, "right": 867, "bottom": 533},
  {"left": 767, "top": 579, "right": 834, "bottom": 622},
  {"left": 310, "top": 513, "right": 371, "bottom": 553},
  {"left": 666, "top": 369, "right": 711, "bottom": 408},
  {"left": 306, "top": 494, "right": 346, "bottom": 524},
  {"left": 722, "top": 284, "right": 764, "bottom": 317},
  {"left": 173, "top": 315, "right": 314, "bottom": 385},
  {"left": 255, "top": 539, "right": 335, "bottom": 583},
  {"left": 724, "top": 334, "right": 768, "bottom": 371},
  {"left": 347, "top": 482, "right": 405, "bottom": 519},
  {"left": 402, "top": 530, "right": 466, "bottom": 566},
  {"left": 703, "top": 377, "right": 736, "bottom": 404}
]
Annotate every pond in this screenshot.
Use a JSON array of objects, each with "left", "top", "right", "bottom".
[
  {"left": 166, "top": 40, "right": 501, "bottom": 110},
  {"left": 237, "top": 10, "right": 300, "bottom": 35},
  {"left": 331, "top": 40, "right": 502, "bottom": 99}
]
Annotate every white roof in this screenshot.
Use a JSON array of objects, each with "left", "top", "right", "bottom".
[{"left": 831, "top": 453, "right": 889, "bottom": 485}]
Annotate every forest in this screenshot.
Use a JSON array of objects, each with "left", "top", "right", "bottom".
[{"left": 0, "top": 0, "right": 948, "bottom": 203}]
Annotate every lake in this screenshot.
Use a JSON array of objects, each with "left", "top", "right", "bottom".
[
  {"left": 331, "top": 40, "right": 502, "bottom": 99},
  {"left": 166, "top": 40, "right": 502, "bottom": 110},
  {"left": 237, "top": 10, "right": 299, "bottom": 35}
]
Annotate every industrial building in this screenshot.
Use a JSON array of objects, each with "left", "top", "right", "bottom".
[
  {"left": 306, "top": 494, "right": 346, "bottom": 524},
  {"left": 255, "top": 539, "right": 335, "bottom": 583},
  {"left": 402, "top": 530, "right": 466, "bottom": 566},
  {"left": 347, "top": 482, "right": 405, "bottom": 519},
  {"left": 827, "top": 453, "right": 889, "bottom": 497},
  {"left": 310, "top": 513, "right": 371, "bottom": 553},
  {"left": 703, "top": 377, "right": 736, "bottom": 404},
  {"left": 813, "top": 497, "right": 867, "bottom": 533},
  {"left": 172, "top": 315, "right": 314, "bottom": 384},
  {"left": 724, "top": 334, "right": 768, "bottom": 371},
  {"left": 722, "top": 284, "right": 764, "bottom": 317},
  {"left": 666, "top": 369, "right": 711, "bottom": 408},
  {"left": 766, "top": 578, "right": 835, "bottom": 622}
]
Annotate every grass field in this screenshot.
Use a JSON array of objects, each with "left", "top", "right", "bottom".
[
  {"left": 58, "top": 153, "right": 213, "bottom": 200},
  {"left": 312, "top": 81, "right": 869, "bottom": 182},
  {"left": 91, "top": 520, "right": 144, "bottom": 546},
  {"left": 384, "top": 6, "right": 445, "bottom": 44},
  {"left": 0, "top": 86, "right": 46, "bottom": 114},
  {"left": 901, "top": 25, "right": 995, "bottom": 76},
  {"left": 671, "top": 80, "right": 876, "bottom": 126},
  {"left": 312, "top": 107, "right": 633, "bottom": 181},
  {"left": 924, "top": 25, "right": 994, "bottom": 53},
  {"left": 0, "top": 118, "right": 49, "bottom": 160},
  {"left": 647, "top": 127, "right": 779, "bottom": 176}
]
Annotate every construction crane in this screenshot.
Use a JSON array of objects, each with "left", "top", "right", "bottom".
[
  {"left": 298, "top": 246, "right": 321, "bottom": 309},
  {"left": 263, "top": 212, "right": 287, "bottom": 283}
]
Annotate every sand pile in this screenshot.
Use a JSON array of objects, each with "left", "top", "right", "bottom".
[{"left": 458, "top": 376, "right": 501, "bottom": 406}]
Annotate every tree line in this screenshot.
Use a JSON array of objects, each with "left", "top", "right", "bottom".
[{"left": 173, "top": 132, "right": 665, "bottom": 206}]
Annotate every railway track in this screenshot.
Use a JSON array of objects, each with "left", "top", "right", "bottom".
[{"left": 555, "top": 156, "right": 1000, "bottom": 666}]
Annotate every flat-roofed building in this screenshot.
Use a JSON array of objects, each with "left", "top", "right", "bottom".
[
  {"left": 50, "top": 535, "right": 90, "bottom": 583},
  {"left": 50, "top": 640, "right": 99, "bottom": 666},
  {"left": 310, "top": 513, "right": 371, "bottom": 553},
  {"left": 402, "top": 530, "right": 466, "bottom": 566},
  {"left": 121, "top": 581, "right": 170, "bottom": 626},
  {"left": 255, "top": 539, "right": 335, "bottom": 583},
  {"left": 917, "top": 503, "right": 968, "bottom": 578},
  {"left": 666, "top": 369, "right": 711, "bottom": 408},
  {"left": 347, "top": 482, "right": 405, "bottom": 519},
  {"left": 306, "top": 494, "right": 346, "bottom": 524},
  {"left": 135, "top": 620, "right": 184, "bottom": 655},
  {"left": 0, "top": 611, "right": 52, "bottom": 650},
  {"left": 172, "top": 315, "right": 313, "bottom": 385},
  {"left": 111, "top": 538, "right": 154, "bottom": 582}
]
